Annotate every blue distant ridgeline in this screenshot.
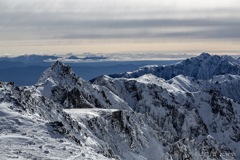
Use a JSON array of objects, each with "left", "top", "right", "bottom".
[{"left": 0, "top": 54, "right": 179, "bottom": 86}]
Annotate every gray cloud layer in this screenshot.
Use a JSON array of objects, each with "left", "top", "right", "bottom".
[{"left": 0, "top": 0, "right": 240, "bottom": 42}]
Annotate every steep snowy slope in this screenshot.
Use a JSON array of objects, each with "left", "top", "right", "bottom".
[
  {"left": 167, "top": 74, "right": 240, "bottom": 102},
  {"left": 64, "top": 108, "right": 237, "bottom": 160},
  {"left": 93, "top": 75, "right": 240, "bottom": 158},
  {"left": 0, "top": 82, "right": 112, "bottom": 159},
  {"left": 109, "top": 53, "right": 240, "bottom": 80}
]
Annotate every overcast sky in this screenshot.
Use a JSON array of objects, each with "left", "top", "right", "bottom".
[{"left": 0, "top": 0, "right": 240, "bottom": 55}]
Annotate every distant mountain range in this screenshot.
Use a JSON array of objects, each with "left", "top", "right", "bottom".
[
  {"left": 0, "top": 54, "right": 59, "bottom": 64},
  {"left": 0, "top": 53, "right": 240, "bottom": 159},
  {"left": 0, "top": 54, "right": 108, "bottom": 64},
  {"left": 0, "top": 54, "right": 178, "bottom": 86},
  {"left": 110, "top": 53, "right": 240, "bottom": 80}
]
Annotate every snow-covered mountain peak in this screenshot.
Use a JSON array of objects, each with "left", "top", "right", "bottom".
[
  {"left": 49, "top": 61, "right": 76, "bottom": 80},
  {"left": 51, "top": 60, "right": 66, "bottom": 70},
  {"left": 184, "top": 53, "right": 240, "bottom": 67},
  {"left": 110, "top": 53, "right": 240, "bottom": 80},
  {"left": 197, "top": 52, "right": 211, "bottom": 59},
  {"left": 35, "top": 62, "right": 132, "bottom": 111},
  {"left": 37, "top": 61, "right": 84, "bottom": 87}
]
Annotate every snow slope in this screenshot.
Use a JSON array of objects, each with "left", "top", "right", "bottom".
[
  {"left": 0, "top": 82, "right": 109, "bottom": 159},
  {"left": 168, "top": 74, "right": 240, "bottom": 101}
]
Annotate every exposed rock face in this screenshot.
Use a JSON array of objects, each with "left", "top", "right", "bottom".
[{"left": 93, "top": 74, "right": 240, "bottom": 158}]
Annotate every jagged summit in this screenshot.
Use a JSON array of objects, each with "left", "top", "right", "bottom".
[
  {"left": 49, "top": 61, "right": 74, "bottom": 77},
  {"left": 109, "top": 53, "right": 240, "bottom": 80},
  {"left": 51, "top": 60, "right": 65, "bottom": 69},
  {"left": 198, "top": 52, "right": 211, "bottom": 58},
  {"left": 35, "top": 61, "right": 131, "bottom": 110},
  {"left": 187, "top": 52, "right": 239, "bottom": 66},
  {"left": 37, "top": 61, "right": 84, "bottom": 86}
]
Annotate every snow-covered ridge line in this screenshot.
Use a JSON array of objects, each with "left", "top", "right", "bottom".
[{"left": 109, "top": 53, "right": 240, "bottom": 80}]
